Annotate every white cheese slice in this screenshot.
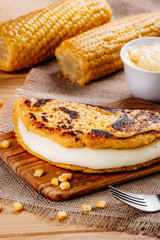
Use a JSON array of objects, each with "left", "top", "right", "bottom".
[{"left": 18, "top": 117, "right": 160, "bottom": 169}]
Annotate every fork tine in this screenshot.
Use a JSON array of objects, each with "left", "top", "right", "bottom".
[
  {"left": 109, "top": 186, "right": 145, "bottom": 202},
  {"left": 109, "top": 186, "right": 160, "bottom": 212},
  {"left": 111, "top": 192, "right": 149, "bottom": 211},
  {"left": 112, "top": 191, "right": 147, "bottom": 207},
  {"left": 110, "top": 188, "right": 146, "bottom": 204}
]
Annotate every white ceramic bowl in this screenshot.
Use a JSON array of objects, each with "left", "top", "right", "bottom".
[{"left": 120, "top": 37, "right": 160, "bottom": 102}]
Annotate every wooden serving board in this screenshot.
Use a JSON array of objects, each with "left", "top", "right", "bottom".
[{"left": 0, "top": 98, "right": 160, "bottom": 201}]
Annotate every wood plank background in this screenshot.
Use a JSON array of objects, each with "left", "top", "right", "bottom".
[{"left": 0, "top": 0, "right": 158, "bottom": 239}]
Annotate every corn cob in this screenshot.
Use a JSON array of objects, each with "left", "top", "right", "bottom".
[
  {"left": 55, "top": 12, "right": 160, "bottom": 85},
  {"left": 0, "top": 0, "right": 112, "bottom": 72}
]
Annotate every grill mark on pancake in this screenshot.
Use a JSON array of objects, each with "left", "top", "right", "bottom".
[
  {"left": 59, "top": 107, "right": 79, "bottom": 119},
  {"left": 24, "top": 99, "right": 31, "bottom": 107},
  {"left": 62, "top": 130, "right": 76, "bottom": 136},
  {"left": 96, "top": 105, "right": 123, "bottom": 113},
  {"left": 29, "top": 112, "right": 37, "bottom": 120},
  {"left": 86, "top": 103, "right": 123, "bottom": 113},
  {"left": 42, "top": 116, "right": 49, "bottom": 122},
  {"left": 76, "top": 130, "right": 84, "bottom": 134},
  {"left": 90, "top": 129, "right": 114, "bottom": 138},
  {"left": 115, "top": 129, "right": 160, "bottom": 139},
  {"left": 33, "top": 99, "right": 51, "bottom": 107},
  {"left": 112, "top": 114, "right": 136, "bottom": 132}
]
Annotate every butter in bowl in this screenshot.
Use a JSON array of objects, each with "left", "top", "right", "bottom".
[{"left": 120, "top": 37, "right": 160, "bottom": 102}]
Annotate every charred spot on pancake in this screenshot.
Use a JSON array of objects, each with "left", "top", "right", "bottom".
[
  {"left": 97, "top": 106, "right": 122, "bottom": 113},
  {"left": 68, "top": 119, "right": 72, "bottom": 124},
  {"left": 86, "top": 103, "right": 121, "bottom": 113},
  {"left": 36, "top": 121, "right": 45, "bottom": 129},
  {"left": 33, "top": 99, "right": 51, "bottom": 107},
  {"left": 140, "top": 129, "right": 160, "bottom": 135},
  {"left": 24, "top": 99, "right": 31, "bottom": 107},
  {"left": 42, "top": 116, "right": 49, "bottom": 122},
  {"left": 62, "top": 130, "right": 76, "bottom": 136},
  {"left": 62, "top": 124, "right": 67, "bottom": 129},
  {"left": 91, "top": 129, "right": 114, "bottom": 138},
  {"left": 76, "top": 130, "right": 84, "bottom": 134},
  {"left": 112, "top": 114, "right": 135, "bottom": 132},
  {"left": 75, "top": 138, "right": 79, "bottom": 142},
  {"left": 29, "top": 112, "right": 37, "bottom": 120},
  {"left": 59, "top": 107, "right": 79, "bottom": 119},
  {"left": 142, "top": 114, "right": 160, "bottom": 123},
  {"left": 117, "top": 129, "right": 160, "bottom": 139}
]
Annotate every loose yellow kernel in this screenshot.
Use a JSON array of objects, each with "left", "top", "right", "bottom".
[
  {"left": 58, "top": 74, "right": 61, "bottom": 78},
  {"left": 34, "top": 169, "right": 44, "bottom": 177},
  {"left": 60, "top": 182, "right": 70, "bottom": 190},
  {"left": 82, "top": 204, "right": 92, "bottom": 212},
  {"left": 0, "top": 99, "right": 3, "bottom": 107},
  {"left": 62, "top": 173, "right": 72, "bottom": 181},
  {"left": 58, "top": 175, "right": 68, "bottom": 183},
  {"left": 0, "top": 140, "right": 10, "bottom": 149},
  {"left": 13, "top": 202, "right": 23, "bottom": 212},
  {"left": 0, "top": 206, "right": 2, "bottom": 212},
  {"left": 96, "top": 200, "right": 107, "bottom": 208},
  {"left": 51, "top": 177, "right": 59, "bottom": 186},
  {"left": 57, "top": 210, "right": 68, "bottom": 220}
]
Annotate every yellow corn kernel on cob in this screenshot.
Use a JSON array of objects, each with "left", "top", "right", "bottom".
[
  {"left": 0, "top": 0, "right": 112, "bottom": 72},
  {"left": 55, "top": 12, "right": 160, "bottom": 85}
]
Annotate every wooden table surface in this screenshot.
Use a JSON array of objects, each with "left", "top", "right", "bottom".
[{"left": 0, "top": 1, "right": 157, "bottom": 239}]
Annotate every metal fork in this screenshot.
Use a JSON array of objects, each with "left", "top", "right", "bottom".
[{"left": 109, "top": 186, "right": 160, "bottom": 212}]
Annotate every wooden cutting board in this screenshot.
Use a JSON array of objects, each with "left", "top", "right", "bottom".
[{"left": 0, "top": 98, "right": 160, "bottom": 201}]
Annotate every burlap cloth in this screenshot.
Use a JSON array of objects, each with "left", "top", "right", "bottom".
[{"left": 0, "top": 0, "right": 160, "bottom": 237}]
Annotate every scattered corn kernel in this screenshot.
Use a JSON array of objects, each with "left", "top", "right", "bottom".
[
  {"left": 82, "top": 204, "right": 92, "bottom": 212},
  {"left": 57, "top": 210, "right": 68, "bottom": 220},
  {"left": 0, "top": 140, "right": 10, "bottom": 148},
  {"left": 34, "top": 169, "right": 44, "bottom": 177},
  {"left": 51, "top": 177, "right": 59, "bottom": 186},
  {"left": 0, "top": 206, "right": 2, "bottom": 212},
  {"left": 0, "top": 99, "right": 3, "bottom": 107},
  {"left": 96, "top": 200, "right": 107, "bottom": 208},
  {"left": 58, "top": 74, "right": 61, "bottom": 78},
  {"left": 58, "top": 175, "right": 68, "bottom": 183},
  {"left": 62, "top": 173, "right": 72, "bottom": 181},
  {"left": 60, "top": 181, "right": 70, "bottom": 190},
  {"left": 13, "top": 202, "right": 23, "bottom": 212}
]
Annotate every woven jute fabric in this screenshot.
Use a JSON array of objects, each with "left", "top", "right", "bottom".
[{"left": 0, "top": 0, "right": 160, "bottom": 236}]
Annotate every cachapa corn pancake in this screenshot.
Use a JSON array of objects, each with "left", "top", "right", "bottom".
[{"left": 12, "top": 98, "right": 160, "bottom": 173}]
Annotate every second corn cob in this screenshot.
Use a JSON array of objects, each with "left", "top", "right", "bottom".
[
  {"left": 0, "top": 0, "right": 112, "bottom": 72},
  {"left": 55, "top": 12, "right": 160, "bottom": 85}
]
